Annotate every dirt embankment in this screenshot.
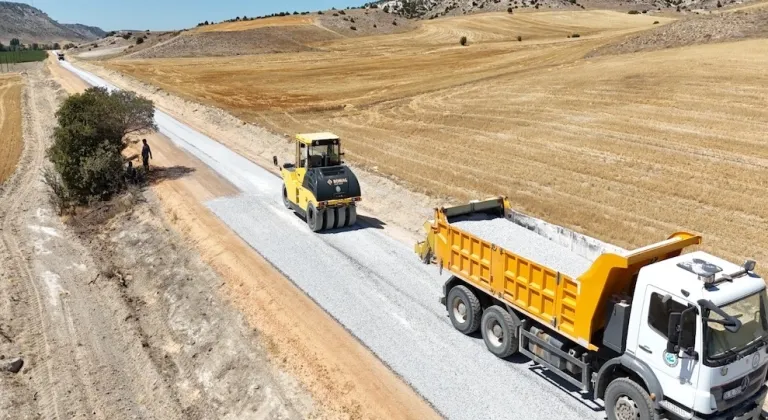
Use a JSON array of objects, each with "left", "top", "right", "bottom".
[
  {"left": 0, "top": 62, "right": 313, "bottom": 419},
  {"left": 587, "top": 8, "right": 768, "bottom": 56},
  {"left": 0, "top": 74, "right": 22, "bottom": 184}
]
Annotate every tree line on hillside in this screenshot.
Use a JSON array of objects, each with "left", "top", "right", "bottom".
[
  {"left": 195, "top": 4, "right": 373, "bottom": 27},
  {"left": 0, "top": 39, "right": 63, "bottom": 52}
]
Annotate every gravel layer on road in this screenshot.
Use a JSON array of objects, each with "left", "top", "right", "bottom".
[{"left": 452, "top": 217, "right": 593, "bottom": 278}]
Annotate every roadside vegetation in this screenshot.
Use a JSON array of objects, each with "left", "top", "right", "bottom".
[{"left": 44, "top": 87, "right": 156, "bottom": 213}]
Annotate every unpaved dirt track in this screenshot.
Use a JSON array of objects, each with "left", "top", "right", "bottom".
[{"left": 57, "top": 55, "right": 615, "bottom": 420}]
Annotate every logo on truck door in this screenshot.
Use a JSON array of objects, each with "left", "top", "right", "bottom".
[{"left": 663, "top": 351, "right": 679, "bottom": 367}]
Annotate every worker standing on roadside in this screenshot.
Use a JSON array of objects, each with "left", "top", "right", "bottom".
[{"left": 141, "top": 139, "right": 153, "bottom": 172}]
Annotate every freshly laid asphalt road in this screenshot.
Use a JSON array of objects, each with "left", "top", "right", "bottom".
[{"left": 57, "top": 57, "right": 606, "bottom": 420}]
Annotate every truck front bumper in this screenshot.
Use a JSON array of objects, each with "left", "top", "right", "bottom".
[{"left": 692, "top": 386, "right": 767, "bottom": 420}]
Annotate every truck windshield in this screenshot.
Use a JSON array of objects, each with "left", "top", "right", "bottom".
[
  {"left": 307, "top": 143, "right": 341, "bottom": 168},
  {"left": 706, "top": 292, "right": 768, "bottom": 361}
]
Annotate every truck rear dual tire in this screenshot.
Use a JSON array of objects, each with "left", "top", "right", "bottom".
[
  {"left": 605, "top": 378, "right": 656, "bottom": 420},
  {"left": 447, "top": 285, "right": 482, "bottom": 334},
  {"left": 481, "top": 306, "right": 519, "bottom": 358}
]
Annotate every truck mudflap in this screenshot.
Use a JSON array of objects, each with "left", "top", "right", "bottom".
[{"left": 666, "top": 386, "right": 767, "bottom": 420}]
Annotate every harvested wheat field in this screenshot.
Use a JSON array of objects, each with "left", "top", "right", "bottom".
[
  {"left": 0, "top": 74, "right": 23, "bottom": 184},
  {"left": 106, "top": 10, "right": 768, "bottom": 270}
]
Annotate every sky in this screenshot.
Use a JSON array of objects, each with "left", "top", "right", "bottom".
[{"left": 15, "top": 0, "right": 367, "bottom": 31}]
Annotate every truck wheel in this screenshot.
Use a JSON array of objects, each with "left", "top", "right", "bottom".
[
  {"left": 282, "top": 184, "right": 290, "bottom": 209},
  {"left": 446, "top": 285, "right": 481, "bottom": 335},
  {"left": 605, "top": 378, "right": 656, "bottom": 420},
  {"left": 307, "top": 203, "right": 324, "bottom": 232},
  {"left": 480, "top": 305, "right": 519, "bottom": 358}
]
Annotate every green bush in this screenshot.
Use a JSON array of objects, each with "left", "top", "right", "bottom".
[
  {"left": 136, "top": 37, "right": 144, "bottom": 44},
  {"left": 460, "top": 36, "right": 468, "bottom": 46},
  {"left": 46, "top": 87, "right": 156, "bottom": 205},
  {"left": 628, "top": 10, "right": 640, "bottom": 14}
]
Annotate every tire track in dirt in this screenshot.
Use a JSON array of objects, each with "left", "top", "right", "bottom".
[{"left": 0, "top": 69, "right": 61, "bottom": 419}]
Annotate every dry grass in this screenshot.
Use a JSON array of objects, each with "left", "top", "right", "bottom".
[
  {"left": 0, "top": 74, "right": 23, "bottom": 184},
  {"left": 106, "top": 10, "right": 768, "bottom": 269},
  {"left": 193, "top": 15, "right": 315, "bottom": 33}
]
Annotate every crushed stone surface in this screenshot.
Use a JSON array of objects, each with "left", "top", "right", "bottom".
[{"left": 453, "top": 218, "right": 593, "bottom": 278}]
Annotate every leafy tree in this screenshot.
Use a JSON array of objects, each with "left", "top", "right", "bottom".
[
  {"left": 46, "top": 87, "right": 156, "bottom": 203},
  {"left": 32, "top": 42, "right": 39, "bottom": 50},
  {"left": 0, "top": 42, "right": 5, "bottom": 52},
  {"left": 53, "top": 42, "right": 61, "bottom": 50}
]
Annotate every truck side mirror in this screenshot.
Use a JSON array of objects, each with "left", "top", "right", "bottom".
[
  {"left": 666, "top": 312, "right": 681, "bottom": 353},
  {"left": 678, "top": 308, "right": 696, "bottom": 351},
  {"left": 273, "top": 156, "right": 278, "bottom": 167}
]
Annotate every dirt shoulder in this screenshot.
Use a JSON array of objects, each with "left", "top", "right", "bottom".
[
  {"left": 587, "top": 8, "right": 768, "bottom": 57},
  {"left": 48, "top": 58, "right": 440, "bottom": 419}
]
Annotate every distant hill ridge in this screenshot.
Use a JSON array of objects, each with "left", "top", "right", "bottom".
[{"left": 0, "top": 1, "right": 105, "bottom": 44}]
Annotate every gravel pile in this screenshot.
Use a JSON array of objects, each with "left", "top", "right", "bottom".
[{"left": 452, "top": 217, "right": 593, "bottom": 278}]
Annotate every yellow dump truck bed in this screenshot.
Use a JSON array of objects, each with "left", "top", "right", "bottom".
[{"left": 418, "top": 197, "right": 702, "bottom": 350}]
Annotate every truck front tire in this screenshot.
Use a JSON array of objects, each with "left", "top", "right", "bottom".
[
  {"left": 480, "top": 305, "right": 519, "bottom": 358},
  {"left": 605, "top": 377, "right": 657, "bottom": 420},
  {"left": 447, "top": 285, "right": 481, "bottom": 334}
]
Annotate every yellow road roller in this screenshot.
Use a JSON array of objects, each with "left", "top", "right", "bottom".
[{"left": 273, "top": 133, "right": 361, "bottom": 232}]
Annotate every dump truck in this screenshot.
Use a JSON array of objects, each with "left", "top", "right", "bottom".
[
  {"left": 416, "top": 197, "right": 768, "bottom": 420},
  {"left": 273, "top": 133, "right": 361, "bottom": 232}
]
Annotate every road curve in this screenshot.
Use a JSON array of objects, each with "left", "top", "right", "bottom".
[{"left": 55, "top": 55, "right": 605, "bottom": 420}]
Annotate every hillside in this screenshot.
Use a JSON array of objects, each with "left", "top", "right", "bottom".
[
  {"left": 374, "top": 0, "right": 761, "bottom": 18},
  {"left": 63, "top": 23, "right": 106, "bottom": 40},
  {"left": 0, "top": 1, "right": 104, "bottom": 43}
]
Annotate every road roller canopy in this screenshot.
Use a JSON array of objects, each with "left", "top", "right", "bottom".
[{"left": 296, "top": 132, "right": 340, "bottom": 145}]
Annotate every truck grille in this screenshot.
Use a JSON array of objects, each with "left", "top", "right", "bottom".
[{"left": 711, "top": 363, "right": 768, "bottom": 411}]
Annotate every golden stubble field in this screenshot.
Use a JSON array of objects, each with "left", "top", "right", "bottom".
[
  {"left": 106, "top": 10, "right": 768, "bottom": 269},
  {"left": 0, "top": 74, "right": 23, "bottom": 184}
]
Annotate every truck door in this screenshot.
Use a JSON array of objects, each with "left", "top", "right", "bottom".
[{"left": 634, "top": 286, "right": 700, "bottom": 408}]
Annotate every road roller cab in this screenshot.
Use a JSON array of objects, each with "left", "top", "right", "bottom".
[{"left": 273, "top": 133, "right": 361, "bottom": 232}]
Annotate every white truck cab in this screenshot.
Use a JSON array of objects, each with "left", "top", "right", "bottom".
[{"left": 628, "top": 251, "right": 768, "bottom": 420}]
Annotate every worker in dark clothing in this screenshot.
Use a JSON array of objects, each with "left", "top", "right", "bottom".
[
  {"left": 141, "top": 139, "right": 152, "bottom": 172},
  {"left": 125, "top": 161, "right": 137, "bottom": 183}
]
